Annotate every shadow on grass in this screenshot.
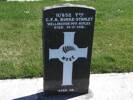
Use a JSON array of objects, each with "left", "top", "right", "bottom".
[{"left": 14, "top": 90, "right": 93, "bottom": 100}]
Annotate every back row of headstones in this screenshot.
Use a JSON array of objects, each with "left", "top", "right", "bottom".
[{"left": 43, "top": 4, "right": 96, "bottom": 94}]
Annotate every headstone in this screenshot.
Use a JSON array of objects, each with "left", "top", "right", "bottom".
[{"left": 43, "top": 4, "right": 96, "bottom": 94}]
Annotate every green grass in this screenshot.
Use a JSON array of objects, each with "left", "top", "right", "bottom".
[{"left": 0, "top": 0, "right": 133, "bottom": 79}]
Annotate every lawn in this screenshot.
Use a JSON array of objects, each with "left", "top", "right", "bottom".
[{"left": 0, "top": 0, "right": 133, "bottom": 79}]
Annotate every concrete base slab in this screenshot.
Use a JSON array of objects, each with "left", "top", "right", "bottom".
[{"left": 0, "top": 73, "right": 133, "bottom": 100}]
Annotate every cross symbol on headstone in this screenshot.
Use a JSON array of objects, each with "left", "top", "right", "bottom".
[{"left": 49, "top": 32, "right": 88, "bottom": 86}]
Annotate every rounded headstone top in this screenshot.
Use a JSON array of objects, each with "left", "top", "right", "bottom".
[{"left": 44, "top": 3, "right": 96, "bottom": 11}]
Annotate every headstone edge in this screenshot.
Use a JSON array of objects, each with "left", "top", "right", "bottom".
[{"left": 43, "top": 3, "right": 96, "bottom": 11}]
